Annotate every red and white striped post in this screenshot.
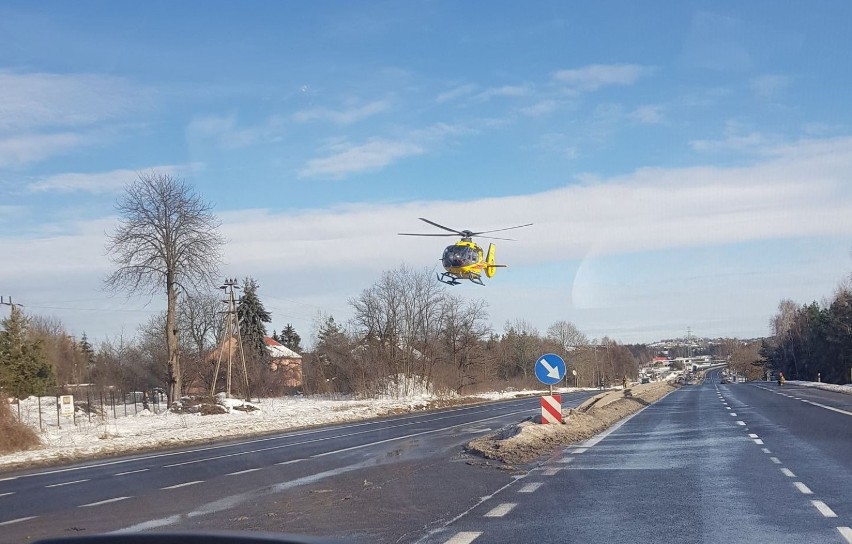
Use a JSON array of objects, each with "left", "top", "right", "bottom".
[{"left": 540, "top": 394, "right": 562, "bottom": 424}]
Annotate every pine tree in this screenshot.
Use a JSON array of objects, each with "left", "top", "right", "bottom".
[
  {"left": 0, "top": 306, "right": 55, "bottom": 398},
  {"left": 280, "top": 323, "right": 302, "bottom": 353},
  {"left": 237, "top": 277, "right": 272, "bottom": 362}
]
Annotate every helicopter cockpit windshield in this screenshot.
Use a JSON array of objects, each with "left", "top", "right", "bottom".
[{"left": 442, "top": 245, "right": 480, "bottom": 268}]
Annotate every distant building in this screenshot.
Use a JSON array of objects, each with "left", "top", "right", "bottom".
[{"left": 263, "top": 337, "right": 302, "bottom": 389}]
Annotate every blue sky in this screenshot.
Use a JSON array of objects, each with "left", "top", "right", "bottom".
[{"left": 2, "top": 1, "right": 852, "bottom": 345}]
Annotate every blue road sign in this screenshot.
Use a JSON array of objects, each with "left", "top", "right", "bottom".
[{"left": 535, "top": 353, "right": 566, "bottom": 385}]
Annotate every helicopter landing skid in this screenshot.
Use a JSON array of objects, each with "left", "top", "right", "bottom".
[{"left": 437, "top": 272, "right": 484, "bottom": 286}]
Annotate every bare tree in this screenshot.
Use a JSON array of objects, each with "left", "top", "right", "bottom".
[
  {"left": 105, "top": 172, "right": 224, "bottom": 404},
  {"left": 546, "top": 320, "right": 588, "bottom": 354}
]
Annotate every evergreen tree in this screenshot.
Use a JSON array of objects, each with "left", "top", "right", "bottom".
[
  {"left": 0, "top": 306, "right": 55, "bottom": 398},
  {"left": 78, "top": 332, "right": 96, "bottom": 379},
  {"left": 280, "top": 323, "right": 302, "bottom": 353},
  {"left": 237, "top": 277, "right": 272, "bottom": 362}
]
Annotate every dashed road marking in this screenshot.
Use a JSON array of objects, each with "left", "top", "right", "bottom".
[
  {"left": 753, "top": 438, "right": 764, "bottom": 445},
  {"left": 558, "top": 457, "right": 574, "bottom": 464},
  {"left": 572, "top": 448, "right": 588, "bottom": 454},
  {"left": 762, "top": 448, "right": 772, "bottom": 454},
  {"left": 0, "top": 516, "right": 37, "bottom": 527},
  {"left": 730, "top": 413, "right": 737, "bottom": 416},
  {"left": 837, "top": 526, "right": 852, "bottom": 543},
  {"left": 0, "top": 492, "right": 15, "bottom": 498},
  {"left": 748, "top": 434, "right": 759, "bottom": 438},
  {"left": 277, "top": 459, "right": 305, "bottom": 465},
  {"left": 770, "top": 457, "right": 782, "bottom": 464},
  {"left": 484, "top": 503, "right": 517, "bottom": 517},
  {"left": 444, "top": 531, "right": 481, "bottom": 544},
  {"left": 781, "top": 468, "right": 796, "bottom": 478},
  {"left": 226, "top": 468, "right": 261, "bottom": 476},
  {"left": 794, "top": 482, "right": 813, "bottom": 495},
  {"left": 45, "top": 479, "right": 89, "bottom": 488},
  {"left": 162, "top": 480, "right": 203, "bottom": 490},
  {"left": 541, "top": 467, "right": 561, "bottom": 476},
  {"left": 811, "top": 500, "right": 837, "bottom": 518},
  {"left": 736, "top": 421, "right": 746, "bottom": 425},
  {"left": 79, "top": 496, "right": 131, "bottom": 508},
  {"left": 114, "top": 468, "right": 149, "bottom": 476},
  {"left": 518, "top": 482, "right": 543, "bottom": 493},
  {"left": 726, "top": 407, "right": 731, "bottom": 410}
]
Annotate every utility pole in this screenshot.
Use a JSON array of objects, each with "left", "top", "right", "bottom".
[{"left": 211, "top": 279, "right": 250, "bottom": 400}]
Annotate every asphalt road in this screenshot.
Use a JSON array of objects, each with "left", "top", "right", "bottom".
[
  {"left": 423, "top": 371, "right": 852, "bottom": 544},
  {"left": 0, "top": 391, "right": 599, "bottom": 543}
]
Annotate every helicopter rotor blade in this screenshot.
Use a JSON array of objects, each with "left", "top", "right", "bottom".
[
  {"left": 470, "top": 223, "right": 533, "bottom": 236},
  {"left": 398, "top": 232, "right": 459, "bottom": 237},
  {"left": 477, "top": 235, "right": 517, "bottom": 241},
  {"left": 417, "top": 217, "right": 466, "bottom": 235}
]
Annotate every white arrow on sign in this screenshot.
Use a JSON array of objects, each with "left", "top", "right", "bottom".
[{"left": 539, "top": 358, "right": 561, "bottom": 380}]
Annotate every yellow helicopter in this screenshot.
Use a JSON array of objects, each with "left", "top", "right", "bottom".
[{"left": 399, "top": 218, "right": 532, "bottom": 285}]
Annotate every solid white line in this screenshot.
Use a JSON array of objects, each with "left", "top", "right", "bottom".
[
  {"left": 114, "top": 468, "right": 149, "bottom": 476},
  {"left": 811, "top": 500, "right": 837, "bottom": 518},
  {"left": 770, "top": 457, "right": 782, "bottom": 464},
  {"left": 444, "top": 532, "right": 481, "bottom": 544},
  {"left": 484, "top": 503, "right": 516, "bottom": 517},
  {"left": 80, "top": 496, "right": 131, "bottom": 508},
  {"left": 45, "top": 479, "right": 89, "bottom": 488},
  {"left": 0, "top": 492, "right": 15, "bottom": 498},
  {"left": 762, "top": 448, "right": 772, "bottom": 454},
  {"left": 781, "top": 468, "right": 796, "bottom": 477},
  {"left": 226, "top": 468, "right": 261, "bottom": 476},
  {"left": 518, "top": 482, "right": 543, "bottom": 493},
  {"left": 794, "top": 482, "right": 813, "bottom": 495},
  {"left": 541, "top": 467, "right": 561, "bottom": 476},
  {"left": 753, "top": 439, "right": 764, "bottom": 445},
  {"left": 162, "top": 480, "right": 203, "bottom": 490},
  {"left": 736, "top": 421, "right": 746, "bottom": 425},
  {"left": 0, "top": 516, "right": 37, "bottom": 527},
  {"left": 837, "top": 526, "right": 852, "bottom": 544},
  {"left": 800, "top": 399, "right": 852, "bottom": 417}
]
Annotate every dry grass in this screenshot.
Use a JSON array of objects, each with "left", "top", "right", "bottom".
[
  {"left": 0, "top": 400, "right": 41, "bottom": 454},
  {"left": 466, "top": 382, "right": 677, "bottom": 465}
]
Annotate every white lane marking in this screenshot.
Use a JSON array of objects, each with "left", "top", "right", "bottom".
[
  {"left": 558, "top": 457, "right": 574, "bottom": 464},
  {"left": 748, "top": 434, "right": 759, "bottom": 438},
  {"left": 753, "top": 439, "right": 764, "bottom": 445},
  {"left": 736, "top": 421, "right": 746, "bottom": 425},
  {"left": 762, "top": 448, "right": 772, "bottom": 454},
  {"left": 730, "top": 413, "right": 737, "bottom": 416},
  {"left": 770, "top": 457, "right": 782, "bottom": 464},
  {"left": 518, "top": 482, "right": 543, "bottom": 493},
  {"left": 792, "top": 397, "right": 802, "bottom": 400},
  {"left": 312, "top": 408, "right": 534, "bottom": 458},
  {"left": 162, "top": 480, "right": 203, "bottom": 490},
  {"left": 794, "top": 482, "right": 813, "bottom": 495},
  {"left": 484, "top": 503, "right": 517, "bottom": 518},
  {"left": 811, "top": 500, "right": 837, "bottom": 518},
  {"left": 80, "top": 496, "right": 132, "bottom": 508},
  {"left": 726, "top": 407, "right": 731, "bottom": 410},
  {"left": 114, "top": 468, "right": 149, "bottom": 476},
  {"left": 277, "top": 459, "right": 305, "bottom": 465},
  {"left": 800, "top": 399, "right": 852, "bottom": 417},
  {"left": 0, "top": 492, "right": 15, "bottom": 498},
  {"left": 781, "top": 468, "right": 796, "bottom": 477},
  {"left": 837, "top": 527, "right": 852, "bottom": 543},
  {"left": 0, "top": 477, "right": 17, "bottom": 482},
  {"left": 226, "top": 468, "right": 261, "bottom": 476},
  {"left": 0, "top": 516, "right": 37, "bottom": 527},
  {"left": 45, "top": 479, "right": 89, "bottom": 488},
  {"left": 572, "top": 448, "right": 588, "bottom": 454},
  {"left": 444, "top": 532, "right": 481, "bottom": 544},
  {"left": 542, "top": 467, "right": 561, "bottom": 476}
]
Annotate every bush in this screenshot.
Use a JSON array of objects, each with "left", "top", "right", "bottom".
[{"left": 0, "top": 400, "right": 41, "bottom": 453}]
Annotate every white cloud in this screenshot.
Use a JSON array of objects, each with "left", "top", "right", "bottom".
[
  {"left": 628, "top": 105, "right": 664, "bottom": 124},
  {"left": 293, "top": 100, "right": 390, "bottom": 125},
  {"left": 27, "top": 165, "right": 188, "bottom": 194},
  {"left": 0, "top": 132, "right": 93, "bottom": 168},
  {"left": 298, "top": 139, "right": 425, "bottom": 179},
  {"left": 475, "top": 85, "right": 531, "bottom": 101},
  {"left": 436, "top": 83, "right": 478, "bottom": 104},
  {"left": 750, "top": 74, "right": 789, "bottom": 99},
  {"left": 0, "top": 70, "right": 145, "bottom": 132},
  {"left": 520, "top": 100, "right": 558, "bottom": 117},
  {"left": 553, "top": 64, "right": 653, "bottom": 91}
]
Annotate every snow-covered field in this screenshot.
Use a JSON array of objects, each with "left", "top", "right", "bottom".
[
  {"left": 787, "top": 380, "right": 852, "bottom": 395},
  {"left": 1, "top": 386, "right": 584, "bottom": 471}
]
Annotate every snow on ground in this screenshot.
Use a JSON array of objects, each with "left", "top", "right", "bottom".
[
  {"left": 787, "top": 380, "right": 852, "bottom": 395},
  {"left": 1, "top": 386, "right": 585, "bottom": 471}
]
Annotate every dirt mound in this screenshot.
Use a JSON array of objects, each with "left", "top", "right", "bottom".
[
  {"left": 1, "top": 400, "right": 41, "bottom": 454},
  {"left": 466, "top": 382, "right": 676, "bottom": 465}
]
